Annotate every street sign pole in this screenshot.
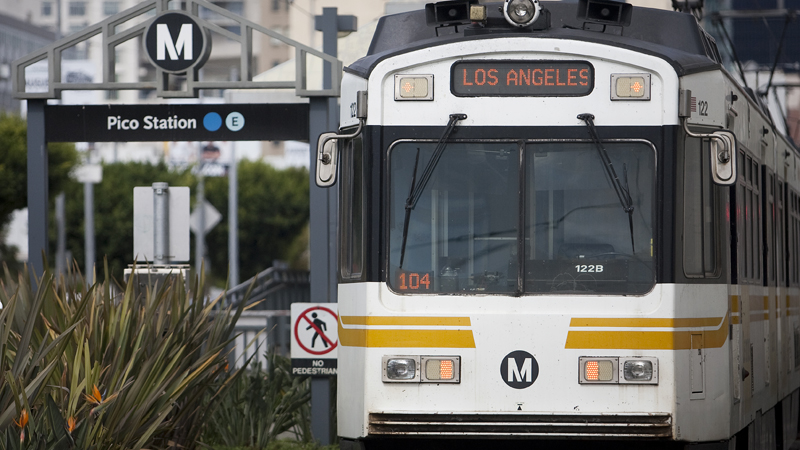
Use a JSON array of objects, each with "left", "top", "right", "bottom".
[
  {"left": 308, "top": 92, "right": 337, "bottom": 450},
  {"left": 85, "top": 181, "right": 95, "bottom": 284},
  {"left": 229, "top": 143, "right": 239, "bottom": 286},
  {"left": 195, "top": 147, "right": 206, "bottom": 281}
]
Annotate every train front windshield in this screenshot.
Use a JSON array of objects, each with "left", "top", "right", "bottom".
[{"left": 388, "top": 140, "right": 656, "bottom": 295}]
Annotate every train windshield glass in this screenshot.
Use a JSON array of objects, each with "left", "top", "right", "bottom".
[
  {"left": 388, "top": 140, "right": 655, "bottom": 295},
  {"left": 525, "top": 141, "right": 655, "bottom": 295}
]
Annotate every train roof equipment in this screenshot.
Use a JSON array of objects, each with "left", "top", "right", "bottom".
[{"left": 347, "top": 0, "right": 722, "bottom": 78}]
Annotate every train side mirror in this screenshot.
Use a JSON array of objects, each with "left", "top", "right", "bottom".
[
  {"left": 710, "top": 130, "right": 737, "bottom": 186},
  {"left": 316, "top": 132, "right": 339, "bottom": 187},
  {"left": 314, "top": 91, "right": 368, "bottom": 188}
]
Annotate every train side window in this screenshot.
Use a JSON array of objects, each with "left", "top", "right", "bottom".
[
  {"left": 764, "top": 171, "right": 787, "bottom": 286},
  {"left": 736, "top": 151, "right": 762, "bottom": 284},
  {"left": 751, "top": 158, "right": 761, "bottom": 281},
  {"left": 765, "top": 172, "right": 775, "bottom": 285},
  {"left": 339, "top": 136, "right": 365, "bottom": 281},
  {"left": 683, "top": 138, "right": 719, "bottom": 278},
  {"left": 777, "top": 180, "right": 784, "bottom": 286},
  {"left": 789, "top": 190, "right": 800, "bottom": 286}
]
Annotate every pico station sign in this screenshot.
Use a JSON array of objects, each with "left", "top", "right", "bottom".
[
  {"left": 291, "top": 303, "right": 338, "bottom": 376},
  {"left": 144, "top": 11, "right": 210, "bottom": 73},
  {"left": 44, "top": 104, "right": 309, "bottom": 142}
]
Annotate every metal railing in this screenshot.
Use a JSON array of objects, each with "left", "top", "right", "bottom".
[{"left": 223, "top": 266, "right": 310, "bottom": 369}]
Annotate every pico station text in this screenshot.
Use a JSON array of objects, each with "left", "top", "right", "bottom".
[{"left": 107, "top": 115, "right": 197, "bottom": 130}]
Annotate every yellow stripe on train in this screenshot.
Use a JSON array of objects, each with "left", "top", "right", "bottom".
[
  {"left": 564, "top": 314, "right": 729, "bottom": 350},
  {"left": 338, "top": 316, "right": 476, "bottom": 348}
]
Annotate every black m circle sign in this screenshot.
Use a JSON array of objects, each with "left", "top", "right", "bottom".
[
  {"left": 500, "top": 350, "right": 540, "bottom": 389},
  {"left": 144, "top": 12, "right": 209, "bottom": 73}
]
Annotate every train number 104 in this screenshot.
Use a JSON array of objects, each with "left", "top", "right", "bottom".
[
  {"left": 397, "top": 271, "right": 432, "bottom": 290},
  {"left": 575, "top": 264, "right": 604, "bottom": 273}
]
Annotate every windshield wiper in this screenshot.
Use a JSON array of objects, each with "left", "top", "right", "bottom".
[
  {"left": 577, "top": 113, "right": 636, "bottom": 253},
  {"left": 399, "top": 113, "right": 467, "bottom": 268}
]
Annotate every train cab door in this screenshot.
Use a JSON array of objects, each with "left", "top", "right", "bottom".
[{"left": 683, "top": 134, "right": 727, "bottom": 399}]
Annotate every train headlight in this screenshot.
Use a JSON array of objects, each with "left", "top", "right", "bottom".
[
  {"left": 384, "top": 356, "right": 419, "bottom": 382},
  {"left": 623, "top": 360, "right": 653, "bottom": 381},
  {"left": 620, "top": 357, "right": 658, "bottom": 384},
  {"left": 503, "top": 0, "right": 542, "bottom": 28}
]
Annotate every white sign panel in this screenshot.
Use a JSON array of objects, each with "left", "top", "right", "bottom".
[
  {"left": 71, "top": 164, "right": 103, "bottom": 184},
  {"left": 291, "top": 303, "right": 338, "bottom": 376},
  {"left": 133, "top": 186, "right": 190, "bottom": 262}
]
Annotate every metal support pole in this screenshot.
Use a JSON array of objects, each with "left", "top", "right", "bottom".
[
  {"left": 84, "top": 181, "right": 95, "bottom": 284},
  {"left": 309, "top": 95, "right": 338, "bottom": 445},
  {"left": 229, "top": 144, "right": 239, "bottom": 286},
  {"left": 311, "top": 378, "right": 331, "bottom": 443},
  {"left": 308, "top": 98, "right": 338, "bottom": 305},
  {"left": 153, "top": 182, "right": 169, "bottom": 265},
  {"left": 195, "top": 163, "right": 205, "bottom": 279},
  {"left": 308, "top": 8, "right": 354, "bottom": 446},
  {"left": 56, "top": 192, "right": 66, "bottom": 277},
  {"left": 27, "top": 99, "right": 48, "bottom": 283},
  {"left": 318, "top": 8, "right": 337, "bottom": 93},
  {"left": 315, "top": 8, "right": 356, "bottom": 91}
]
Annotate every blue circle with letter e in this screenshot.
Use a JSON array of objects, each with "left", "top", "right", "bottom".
[
  {"left": 226, "top": 112, "right": 244, "bottom": 131},
  {"left": 203, "top": 112, "right": 222, "bottom": 131}
]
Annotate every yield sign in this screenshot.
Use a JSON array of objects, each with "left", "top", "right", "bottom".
[
  {"left": 291, "top": 303, "right": 338, "bottom": 359},
  {"left": 189, "top": 200, "right": 222, "bottom": 234}
]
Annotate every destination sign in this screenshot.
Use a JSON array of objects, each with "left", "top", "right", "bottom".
[{"left": 451, "top": 60, "right": 594, "bottom": 97}]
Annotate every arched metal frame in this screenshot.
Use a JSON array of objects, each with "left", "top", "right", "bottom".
[{"left": 11, "top": 0, "right": 343, "bottom": 99}]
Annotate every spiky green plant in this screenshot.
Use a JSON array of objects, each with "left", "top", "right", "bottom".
[
  {"left": 0, "top": 266, "right": 78, "bottom": 447},
  {"left": 0, "top": 262, "right": 248, "bottom": 450}
]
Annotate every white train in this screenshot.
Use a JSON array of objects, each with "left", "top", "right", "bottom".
[{"left": 315, "top": 1, "right": 800, "bottom": 448}]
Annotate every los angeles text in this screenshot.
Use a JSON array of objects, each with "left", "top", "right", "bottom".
[{"left": 460, "top": 67, "right": 590, "bottom": 87}]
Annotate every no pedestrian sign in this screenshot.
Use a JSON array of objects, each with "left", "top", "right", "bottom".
[{"left": 291, "top": 303, "right": 338, "bottom": 377}]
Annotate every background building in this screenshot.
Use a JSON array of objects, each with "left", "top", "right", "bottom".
[
  {"left": 2, "top": 0, "right": 797, "bottom": 161},
  {"left": 0, "top": 12, "right": 54, "bottom": 113}
]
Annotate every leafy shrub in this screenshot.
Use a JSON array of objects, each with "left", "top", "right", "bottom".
[
  {"left": 0, "top": 263, "right": 246, "bottom": 449},
  {"left": 201, "top": 353, "right": 315, "bottom": 450}
]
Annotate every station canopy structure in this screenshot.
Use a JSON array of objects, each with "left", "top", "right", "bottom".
[
  {"left": 12, "top": 0, "right": 342, "bottom": 99},
  {"left": 11, "top": 0, "right": 343, "bottom": 281}
]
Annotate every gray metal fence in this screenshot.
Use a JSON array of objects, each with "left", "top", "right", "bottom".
[{"left": 223, "top": 267, "right": 310, "bottom": 369}]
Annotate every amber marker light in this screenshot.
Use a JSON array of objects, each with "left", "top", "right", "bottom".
[
  {"left": 610, "top": 73, "right": 651, "bottom": 100},
  {"left": 579, "top": 357, "right": 618, "bottom": 383},
  {"left": 395, "top": 74, "right": 434, "bottom": 100},
  {"left": 421, "top": 356, "right": 461, "bottom": 383}
]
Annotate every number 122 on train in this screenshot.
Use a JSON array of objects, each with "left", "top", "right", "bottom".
[{"left": 315, "top": 0, "right": 800, "bottom": 449}]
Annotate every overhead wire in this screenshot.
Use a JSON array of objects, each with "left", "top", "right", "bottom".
[{"left": 711, "top": 14, "right": 750, "bottom": 89}]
